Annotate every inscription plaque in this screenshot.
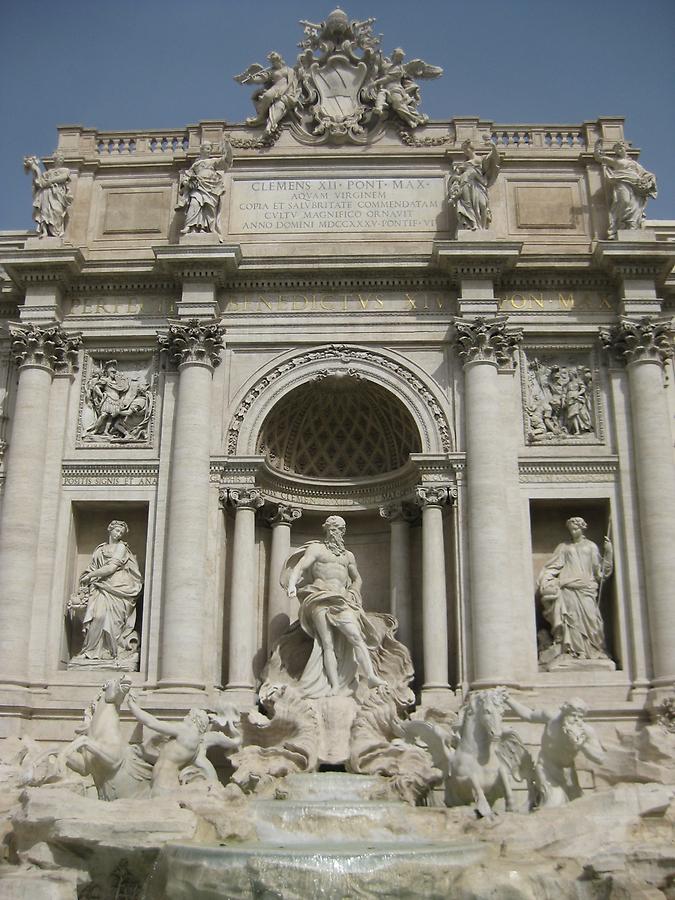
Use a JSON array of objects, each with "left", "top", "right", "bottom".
[{"left": 229, "top": 176, "right": 446, "bottom": 234}]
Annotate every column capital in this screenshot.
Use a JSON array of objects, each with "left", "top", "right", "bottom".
[
  {"left": 453, "top": 315, "right": 523, "bottom": 367},
  {"left": 157, "top": 317, "right": 225, "bottom": 370},
  {"left": 267, "top": 504, "right": 302, "bottom": 527},
  {"left": 379, "top": 503, "right": 419, "bottom": 524},
  {"left": 223, "top": 487, "right": 264, "bottom": 511},
  {"left": 8, "top": 322, "right": 81, "bottom": 373},
  {"left": 600, "top": 316, "right": 674, "bottom": 368},
  {"left": 415, "top": 484, "right": 456, "bottom": 509}
]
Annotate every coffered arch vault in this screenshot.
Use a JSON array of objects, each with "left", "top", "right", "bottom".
[{"left": 226, "top": 344, "right": 454, "bottom": 460}]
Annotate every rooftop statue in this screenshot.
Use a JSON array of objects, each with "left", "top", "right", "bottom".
[
  {"left": 24, "top": 152, "right": 72, "bottom": 238},
  {"left": 235, "top": 8, "right": 442, "bottom": 144},
  {"left": 175, "top": 140, "right": 232, "bottom": 236},
  {"left": 235, "top": 53, "right": 301, "bottom": 137},
  {"left": 447, "top": 136, "right": 502, "bottom": 232},
  {"left": 594, "top": 140, "right": 657, "bottom": 239}
]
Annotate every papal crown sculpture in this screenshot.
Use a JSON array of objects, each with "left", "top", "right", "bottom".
[{"left": 235, "top": 7, "right": 442, "bottom": 144}]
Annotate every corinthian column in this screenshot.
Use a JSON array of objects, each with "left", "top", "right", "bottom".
[
  {"left": 601, "top": 317, "right": 675, "bottom": 688},
  {"left": 267, "top": 504, "right": 302, "bottom": 648},
  {"left": 156, "top": 318, "right": 225, "bottom": 689},
  {"left": 0, "top": 324, "right": 81, "bottom": 685},
  {"left": 454, "top": 316, "right": 523, "bottom": 686},
  {"left": 379, "top": 503, "right": 415, "bottom": 652},
  {"left": 415, "top": 485, "right": 453, "bottom": 702},
  {"left": 226, "top": 488, "right": 264, "bottom": 704}
]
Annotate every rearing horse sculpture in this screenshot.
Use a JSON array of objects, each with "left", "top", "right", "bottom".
[
  {"left": 446, "top": 689, "right": 535, "bottom": 817},
  {"left": 400, "top": 688, "right": 535, "bottom": 817},
  {"left": 57, "top": 677, "right": 152, "bottom": 800}
]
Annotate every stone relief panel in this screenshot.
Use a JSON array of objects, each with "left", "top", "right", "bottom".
[
  {"left": 78, "top": 354, "right": 157, "bottom": 447},
  {"left": 520, "top": 350, "right": 603, "bottom": 445}
]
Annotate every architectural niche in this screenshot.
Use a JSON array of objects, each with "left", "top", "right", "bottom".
[{"left": 256, "top": 374, "right": 422, "bottom": 479}]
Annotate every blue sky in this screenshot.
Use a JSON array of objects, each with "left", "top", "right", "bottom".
[{"left": 1, "top": 0, "right": 673, "bottom": 230}]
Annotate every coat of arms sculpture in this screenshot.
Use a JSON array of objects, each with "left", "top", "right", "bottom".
[{"left": 234, "top": 8, "right": 442, "bottom": 144}]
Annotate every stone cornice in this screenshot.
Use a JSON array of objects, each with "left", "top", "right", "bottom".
[
  {"left": 432, "top": 240, "right": 522, "bottom": 283},
  {"left": 153, "top": 245, "right": 242, "bottom": 283},
  {"left": 593, "top": 241, "right": 675, "bottom": 284},
  {"left": 517, "top": 456, "right": 619, "bottom": 483},
  {"left": 0, "top": 247, "right": 84, "bottom": 289}
]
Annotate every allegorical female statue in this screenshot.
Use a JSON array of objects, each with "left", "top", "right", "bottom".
[
  {"left": 175, "top": 140, "right": 233, "bottom": 235},
  {"left": 593, "top": 140, "right": 657, "bottom": 239},
  {"left": 447, "top": 137, "right": 501, "bottom": 231},
  {"left": 68, "top": 521, "right": 143, "bottom": 670},
  {"left": 537, "top": 516, "right": 613, "bottom": 667},
  {"left": 24, "top": 152, "right": 73, "bottom": 238}
]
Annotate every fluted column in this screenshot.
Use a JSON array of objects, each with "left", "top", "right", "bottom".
[
  {"left": 267, "top": 504, "right": 302, "bottom": 648},
  {"left": 225, "top": 488, "right": 264, "bottom": 703},
  {"left": 455, "top": 316, "right": 523, "bottom": 686},
  {"left": 379, "top": 503, "right": 415, "bottom": 651},
  {"left": 0, "top": 323, "right": 81, "bottom": 685},
  {"left": 601, "top": 317, "right": 675, "bottom": 688},
  {"left": 156, "top": 319, "right": 225, "bottom": 688},
  {"left": 415, "top": 485, "right": 453, "bottom": 701}
]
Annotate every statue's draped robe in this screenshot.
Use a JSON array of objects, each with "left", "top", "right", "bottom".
[
  {"left": 537, "top": 538, "right": 610, "bottom": 660},
  {"left": 262, "top": 543, "right": 413, "bottom": 705},
  {"left": 79, "top": 541, "right": 142, "bottom": 660},
  {"left": 176, "top": 158, "right": 225, "bottom": 232}
]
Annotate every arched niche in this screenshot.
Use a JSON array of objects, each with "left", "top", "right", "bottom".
[{"left": 226, "top": 344, "right": 454, "bottom": 464}]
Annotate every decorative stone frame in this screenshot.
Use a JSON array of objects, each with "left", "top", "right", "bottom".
[
  {"left": 519, "top": 344, "right": 605, "bottom": 447},
  {"left": 226, "top": 343, "right": 454, "bottom": 458}
]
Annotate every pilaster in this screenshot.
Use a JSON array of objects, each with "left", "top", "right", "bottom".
[
  {"left": 600, "top": 317, "right": 675, "bottom": 694},
  {"left": 156, "top": 318, "right": 225, "bottom": 690},
  {"left": 0, "top": 323, "right": 81, "bottom": 686}
]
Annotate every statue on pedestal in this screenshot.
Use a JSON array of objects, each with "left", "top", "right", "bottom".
[
  {"left": 24, "top": 152, "right": 73, "bottom": 238},
  {"left": 537, "top": 516, "right": 613, "bottom": 668},
  {"left": 594, "top": 140, "right": 657, "bottom": 239},
  {"left": 262, "top": 515, "right": 412, "bottom": 706},
  {"left": 68, "top": 521, "right": 142, "bottom": 670},
  {"left": 504, "top": 693, "right": 605, "bottom": 807},
  {"left": 176, "top": 140, "right": 232, "bottom": 235},
  {"left": 447, "top": 137, "right": 501, "bottom": 232}
]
